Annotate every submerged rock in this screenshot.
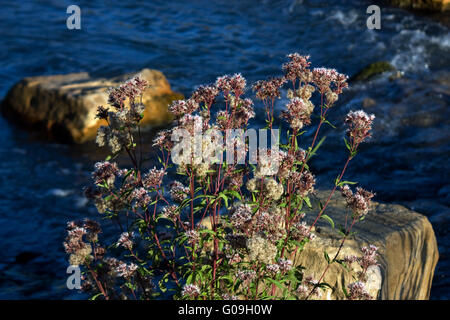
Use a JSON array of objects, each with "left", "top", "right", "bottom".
[
  {"left": 362, "top": 97, "right": 377, "bottom": 109},
  {"left": 1, "top": 69, "right": 183, "bottom": 143},
  {"left": 390, "top": 0, "right": 450, "bottom": 11},
  {"left": 297, "top": 190, "right": 439, "bottom": 300}
]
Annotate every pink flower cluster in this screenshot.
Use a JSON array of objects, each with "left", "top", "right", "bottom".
[
  {"left": 108, "top": 76, "right": 148, "bottom": 108},
  {"left": 92, "top": 161, "right": 119, "bottom": 186},
  {"left": 281, "top": 97, "right": 312, "bottom": 130},
  {"left": 282, "top": 53, "right": 311, "bottom": 83},
  {"left": 169, "top": 181, "right": 190, "bottom": 203},
  {"left": 216, "top": 73, "right": 246, "bottom": 97},
  {"left": 312, "top": 67, "right": 348, "bottom": 95},
  {"left": 131, "top": 187, "right": 151, "bottom": 208},
  {"left": 359, "top": 245, "right": 379, "bottom": 270},
  {"left": 152, "top": 129, "right": 173, "bottom": 150},
  {"left": 340, "top": 185, "right": 375, "bottom": 219},
  {"left": 117, "top": 231, "right": 134, "bottom": 250},
  {"left": 252, "top": 77, "right": 287, "bottom": 100},
  {"left": 191, "top": 84, "right": 219, "bottom": 107},
  {"left": 290, "top": 170, "right": 315, "bottom": 197},
  {"left": 182, "top": 284, "right": 200, "bottom": 298},
  {"left": 345, "top": 110, "right": 376, "bottom": 145},
  {"left": 169, "top": 99, "right": 200, "bottom": 117},
  {"left": 143, "top": 167, "right": 166, "bottom": 188},
  {"left": 347, "top": 281, "right": 372, "bottom": 300}
]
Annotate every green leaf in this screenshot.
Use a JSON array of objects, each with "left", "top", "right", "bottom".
[
  {"left": 337, "top": 180, "right": 358, "bottom": 187},
  {"left": 323, "top": 119, "right": 336, "bottom": 129},
  {"left": 343, "top": 137, "right": 351, "bottom": 152},
  {"left": 318, "top": 282, "right": 333, "bottom": 290},
  {"left": 335, "top": 259, "right": 349, "bottom": 271},
  {"left": 303, "top": 197, "right": 312, "bottom": 208},
  {"left": 217, "top": 192, "right": 229, "bottom": 207},
  {"left": 90, "top": 293, "right": 104, "bottom": 300},
  {"left": 324, "top": 250, "right": 331, "bottom": 264},
  {"left": 320, "top": 214, "right": 335, "bottom": 229},
  {"left": 307, "top": 136, "right": 326, "bottom": 161},
  {"left": 225, "top": 190, "right": 241, "bottom": 201},
  {"left": 342, "top": 284, "right": 349, "bottom": 298},
  {"left": 267, "top": 278, "right": 285, "bottom": 290}
]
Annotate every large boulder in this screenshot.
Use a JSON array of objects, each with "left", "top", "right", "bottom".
[
  {"left": 298, "top": 190, "right": 439, "bottom": 300},
  {"left": 390, "top": 0, "right": 450, "bottom": 11},
  {"left": 199, "top": 189, "right": 439, "bottom": 299},
  {"left": 1, "top": 69, "right": 183, "bottom": 143}
]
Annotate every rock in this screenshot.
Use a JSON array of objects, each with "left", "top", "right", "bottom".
[
  {"left": 296, "top": 190, "right": 439, "bottom": 300},
  {"left": 362, "top": 97, "right": 377, "bottom": 109},
  {"left": 349, "top": 61, "right": 395, "bottom": 82},
  {"left": 199, "top": 190, "right": 439, "bottom": 299},
  {"left": 390, "top": 0, "right": 450, "bottom": 11},
  {"left": 1, "top": 69, "right": 184, "bottom": 143}
]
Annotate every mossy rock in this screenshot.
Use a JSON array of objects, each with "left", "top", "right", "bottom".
[
  {"left": 350, "top": 61, "right": 396, "bottom": 82},
  {"left": 390, "top": 0, "right": 450, "bottom": 11}
]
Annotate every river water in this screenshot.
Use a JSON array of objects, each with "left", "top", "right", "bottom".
[{"left": 0, "top": 0, "right": 448, "bottom": 299}]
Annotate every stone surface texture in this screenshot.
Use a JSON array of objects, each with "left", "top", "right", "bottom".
[{"left": 298, "top": 190, "right": 439, "bottom": 300}]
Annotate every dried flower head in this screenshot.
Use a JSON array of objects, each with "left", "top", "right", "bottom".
[
  {"left": 263, "top": 178, "right": 284, "bottom": 201},
  {"left": 95, "top": 105, "right": 109, "bottom": 120}
]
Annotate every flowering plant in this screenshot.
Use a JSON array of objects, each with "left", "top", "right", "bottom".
[{"left": 64, "top": 53, "right": 378, "bottom": 300}]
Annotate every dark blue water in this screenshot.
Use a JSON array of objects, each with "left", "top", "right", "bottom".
[{"left": 0, "top": 0, "right": 449, "bottom": 299}]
